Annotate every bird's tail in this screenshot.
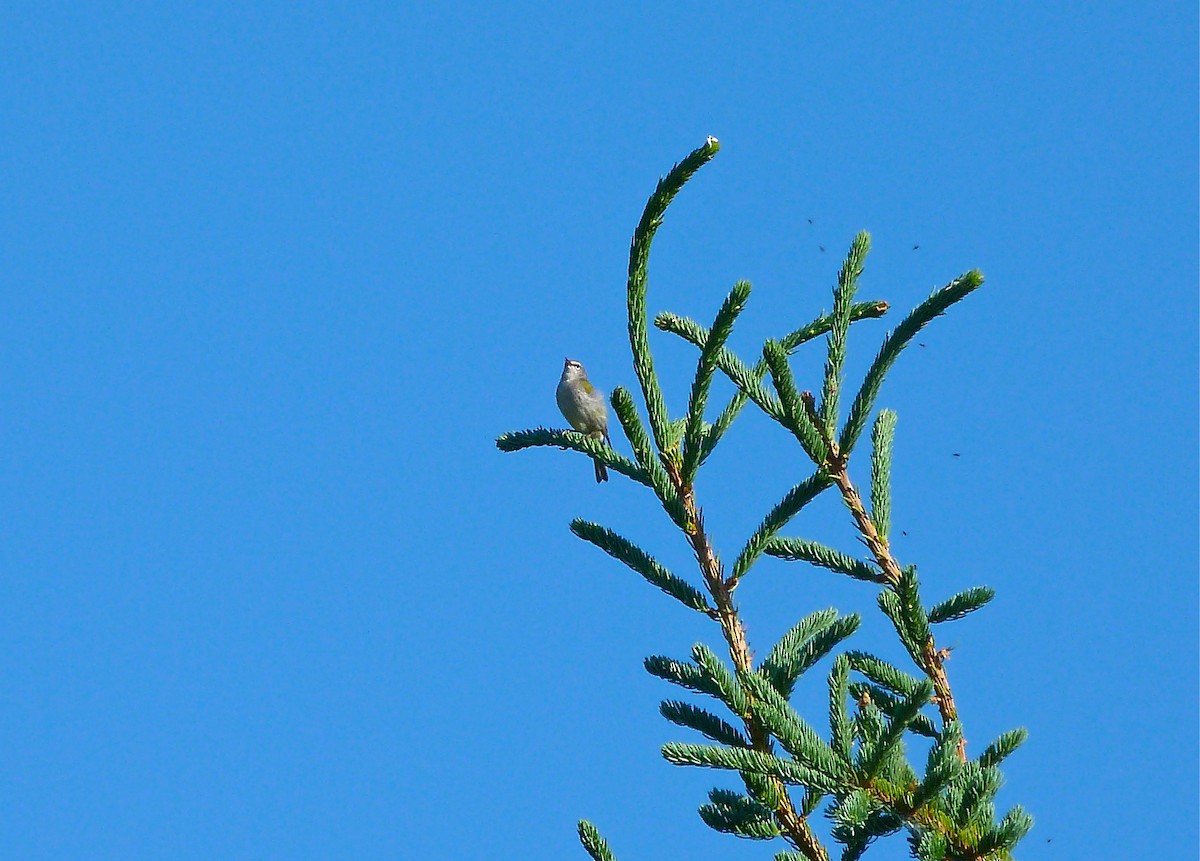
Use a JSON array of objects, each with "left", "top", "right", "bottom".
[{"left": 593, "top": 429, "right": 610, "bottom": 483}]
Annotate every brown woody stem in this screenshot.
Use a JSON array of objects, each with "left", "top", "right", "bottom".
[
  {"left": 799, "top": 393, "right": 967, "bottom": 762},
  {"left": 664, "top": 456, "right": 830, "bottom": 861}
]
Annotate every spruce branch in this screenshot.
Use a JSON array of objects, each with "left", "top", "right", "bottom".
[
  {"left": 763, "top": 537, "right": 886, "bottom": 584},
  {"left": 700, "top": 788, "right": 782, "bottom": 839},
  {"left": 731, "top": 471, "right": 835, "bottom": 582},
  {"left": 569, "top": 520, "right": 716, "bottom": 616},
  {"left": 977, "top": 728, "right": 1029, "bottom": 769},
  {"left": 839, "top": 271, "right": 984, "bottom": 456},
  {"left": 764, "top": 340, "right": 828, "bottom": 462},
  {"left": 895, "top": 567, "right": 933, "bottom": 656},
  {"left": 877, "top": 590, "right": 927, "bottom": 667},
  {"left": 662, "top": 743, "right": 843, "bottom": 795},
  {"left": 927, "top": 586, "right": 995, "bottom": 625},
  {"left": 660, "top": 700, "right": 750, "bottom": 748},
  {"left": 609, "top": 386, "right": 688, "bottom": 528},
  {"left": 495, "top": 427, "right": 649, "bottom": 486},
  {"left": 660, "top": 452, "right": 830, "bottom": 860},
  {"left": 848, "top": 683, "right": 939, "bottom": 738},
  {"left": 655, "top": 300, "right": 889, "bottom": 464},
  {"left": 778, "top": 302, "right": 890, "bottom": 351},
  {"left": 791, "top": 391, "right": 968, "bottom": 762},
  {"left": 577, "top": 820, "right": 618, "bottom": 861},
  {"left": 820, "top": 232, "right": 871, "bottom": 437},
  {"left": 627, "top": 136, "right": 721, "bottom": 453},
  {"left": 692, "top": 642, "right": 750, "bottom": 717},
  {"left": 763, "top": 608, "right": 840, "bottom": 664},
  {"left": 951, "top": 761, "right": 1004, "bottom": 827},
  {"left": 759, "top": 612, "right": 862, "bottom": 699},
  {"left": 912, "top": 721, "right": 965, "bottom": 808},
  {"left": 644, "top": 654, "right": 728, "bottom": 701},
  {"left": 858, "top": 679, "right": 934, "bottom": 778},
  {"left": 739, "top": 670, "right": 853, "bottom": 783},
  {"left": 845, "top": 651, "right": 927, "bottom": 700},
  {"left": 869, "top": 410, "right": 897, "bottom": 541},
  {"left": 828, "top": 655, "right": 854, "bottom": 763},
  {"left": 499, "top": 142, "right": 1023, "bottom": 860},
  {"left": 655, "top": 312, "right": 785, "bottom": 422},
  {"left": 683, "top": 280, "right": 752, "bottom": 483},
  {"left": 978, "top": 805, "right": 1034, "bottom": 854}
]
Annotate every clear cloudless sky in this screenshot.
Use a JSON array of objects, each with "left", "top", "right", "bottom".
[{"left": 0, "top": 3, "right": 1195, "bottom": 860}]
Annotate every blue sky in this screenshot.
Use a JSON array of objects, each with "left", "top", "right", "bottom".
[{"left": 0, "top": 3, "right": 1195, "bottom": 859}]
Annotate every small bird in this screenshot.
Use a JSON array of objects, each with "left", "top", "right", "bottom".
[{"left": 556, "top": 358, "right": 611, "bottom": 483}]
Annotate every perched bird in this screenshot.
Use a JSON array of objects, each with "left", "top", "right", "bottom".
[{"left": 556, "top": 358, "right": 610, "bottom": 483}]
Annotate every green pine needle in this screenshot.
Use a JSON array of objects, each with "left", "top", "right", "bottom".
[
  {"left": 762, "top": 608, "right": 839, "bottom": 666},
  {"left": 739, "top": 670, "right": 851, "bottom": 782},
  {"left": 644, "top": 655, "right": 725, "bottom": 701},
  {"left": 495, "top": 427, "right": 649, "bottom": 486},
  {"left": 655, "top": 299, "right": 889, "bottom": 464},
  {"left": 912, "top": 720, "right": 964, "bottom": 808},
  {"left": 731, "top": 471, "right": 835, "bottom": 581},
  {"left": 699, "top": 789, "right": 780, "bottom": 839},
  {"left": 845, "top": 651, "right": 927, "bottom": 699},
  {"left": 820, "top": 232, "right": 871, "bottom": 436},
  {"left": 828, "top": 655, "right": 854, "bottom": 762},
  {"left": 952, "top": 761, "right": 1005, "bottom": 827},
  {"left": 763, "top": 536, "right": 885, "bottom": 584},
  {"left": 912, "top": 829, "right": 950, "bottom": 861},
  {"left": 840, "top": 271, "right": 984, "bottom": 455},
  {"left": 927, "top": 586, "right": 996, "bottom": 624},
  {"left": 569, "top": 520, "right": 714, "bottom": 615},
  {"left": 656, "top": 312, "right": 785, "bottom": 421},
  {"left": 659, "top": 700, "right": 749, "bottom": 748},
  {"left": 853, "top": 695, "right": 886, "bottom": 762},
  {"left": 847, "top": 682, "right": 939, "bottom": 738},
  {"left": 577, "top": 820, "right": 618, "bottom": 861},
  {"left": 980, "top": 804, "right": 1035, "bottom": 853},
  {"left": 800, "top": 788, "right": 824, "bottom": 817},
  {"left": 760, "top": 613, "right": 862, "bottom": 699},
  {"left": 870, "top": 410, "right": 897, "bottom": 541},
  {"left": 661, "top": 742, "right": 839, "bottom": 794},
  {"left": 832, "top": 808, "right": 903, "bottom": 855},
  {"left": 859, "top": 679, "right": 934, "bottom": 778},
  {"left": 627, "top": 137, "right": 721, "bottom": 453},
  {"left": 691, "top": 642, "right": 749, "bottom": 717},
  {"left": 830, "top": 796, "right": 888, "bottom": 849},
  {"left": 895, "top": 566, "right": 933, "bottom": 653},
  {"left": 781, "top": 301, "right": 890, "bottom": 351},
  {"left": 683, "top": 281, "right": 753, "bottom": 482},
  {"left": 609, "top": 387, "right": 688, "bottom": 528},
  {"left": 763, "top": 339, "right": 827, "bottom": 462},
  {"left": 977, "top": 727, "right": 1029, "bottom": 768},
  {"left": 876, "top": 590, "right": 927, "bottom": 668}
]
